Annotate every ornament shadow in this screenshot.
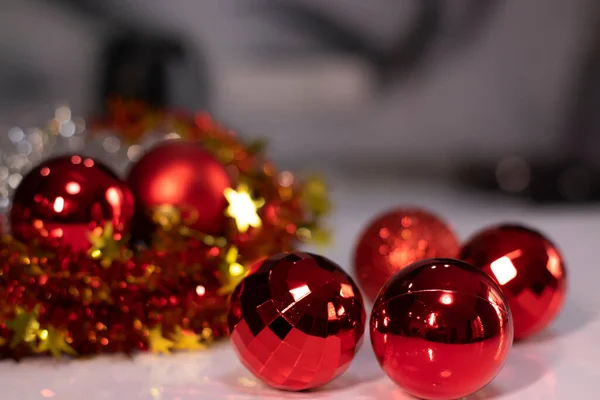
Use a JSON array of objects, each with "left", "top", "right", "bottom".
[
  {"left": 316, "top": 344, "right": 385, "bottom": 393},
  {"left": 467, "top": 340, "right": 562, "bottom": 399},
  {"left": 219, "top": 368, "right": 334, "bottom": 399},
  {"left": 218, "top": 343, "right": 383, "bottom": 398}
]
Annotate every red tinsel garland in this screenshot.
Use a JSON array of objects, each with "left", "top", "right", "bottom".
[{"left": 0, "top": 104, "right": 330, "bottom": 359}]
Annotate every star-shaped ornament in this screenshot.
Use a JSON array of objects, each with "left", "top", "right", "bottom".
[
  {"left": 148, "top": 325, "right": 175, "bottom": 355},
  {"left": 88, "top": 223, "right": 123, "bottom": 267},
  {"left": 5, "top": 306, "right": 40, "bottom": 348},
  {"left": 224, "top": 184, "right": 264, "bottom": 232},
  {"left": 36, "top": 327, "right": 77, "bottom": 359},
  {"left": 172, "top": 326, "right": 206, "bottom": 351}
]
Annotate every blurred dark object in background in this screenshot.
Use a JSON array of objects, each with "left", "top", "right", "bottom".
[
  {"left": 459, "top": 8, "right": 600, "bottom": 204},
  {"left": 460, "top": 159, "right": 600, "bottom": 204},
  {"left": 101, "top": 34, "right": 184, "bottom": 109},
  {"left": 51, "top": 0, "right": 211, "bottom": 111},
  {"left": 256, "top": 0, "right": 499, "bottom": 89}
]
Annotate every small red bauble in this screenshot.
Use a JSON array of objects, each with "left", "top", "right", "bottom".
[
  {"left": 354, "top": 208, "right": 459, "bottom": 301},
  {"left": 228, "top": 252, "right": 366, "bottom": 391},
  {"left": 370, "top": 258, "right": 513, "bottom": 400},
  {"left": 10, "top": 155, "right": 134, "bottom": 252},
  {"left": 460, "top": 224, "right": 567, "bottom": 341},
  {"left": 127, "top": 140, "right": 231, "bottom": 235}
]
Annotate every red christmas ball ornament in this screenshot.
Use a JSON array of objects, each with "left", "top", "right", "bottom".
[
  {"left": 371, "top": 258, "right": 513, "bottom": 400},
  {"left": 127, "top": 140, "right": 231, "bottom": 235},
  {"left": 228, "top": 252, "right": 366, "bottom": 391},
  {"left": 460, "top": 224, "right": 567, "bottom": 341},
  {"left": 10, "top": 155, "right": 134, "bottom": 252},
  {"left": 354, "top": 208, "right": 459, "bottom": 301}
]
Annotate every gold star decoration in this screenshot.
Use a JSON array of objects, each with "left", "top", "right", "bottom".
[
  {"left": 301, "top": 176, "right": 331, "bottom": 216},
  {"left": 217, "top": 246, "right": 247, "bottom": 295},
  {"left": 5, "top": 305, "right": 40, "bottom": 348},
  {"left": 36, "top": 327, "right": 77, "bottom": 359},
  {"left": 224, "top": 184, "right": 264, "bottom": 233},
  {"left": 296, "top": 226, "right": 332, "bottom": 246},
  {"left": 148, "top": 325, "right": 175, "bottom": 355},
  {"left": 172, "top": 326, "right": 206, "bottom": 351},
  {"left": 88, "top": 223, "right": 122, "bottom": 267}
]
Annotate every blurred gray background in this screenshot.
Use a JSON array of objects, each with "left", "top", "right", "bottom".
[{"left": 0, "top": 0, "right": 598, "bottom": 175}]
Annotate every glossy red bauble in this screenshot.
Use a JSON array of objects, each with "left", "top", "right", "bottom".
[
  {"left": 228, "top": 252, "right": 366, "bottom": 391},
  {"left": 127, "top": 140, "right": 231, "bottom": 235},
  {"left": 354, "top": 208, "right": 460, "bottom": 301},
  {"left": 10, "top": 155, "right": 134, "bottom": 252},
  {"left": 460, "top": 224, "right": 567, "bottom": 341},
  {"left": 370, "top": 258, "right": 513, "bottom": 400}
]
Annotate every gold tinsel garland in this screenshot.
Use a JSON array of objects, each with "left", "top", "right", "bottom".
[{"left": 0, "top": 102, "right": 330, "bottom": 359}]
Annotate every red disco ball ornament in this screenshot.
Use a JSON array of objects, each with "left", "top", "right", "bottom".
[
  {"left": 10, "top": 155, "right": 134, "bottom": 252},
  {"left": 460, "top": 224, "right": 567, "bottom": 341},
  {"left": 127, "top": 140, "right": 231, "bottom": 235},
  {"left": 354, "top": 208, "right": 459, "bottom": 301},
  {"left": 228, "top": 252, "right": 366, "bottom": 391},
  {"left": 370, "top": 258, "right": 513, "bottom": 400}
]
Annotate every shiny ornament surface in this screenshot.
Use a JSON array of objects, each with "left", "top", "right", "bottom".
[
  {"left": 10, "top": 155, "right": 134, "bottom": 252},
  {"left": 354, "top": 208, "right": 459, "bottom": 301},
  {"left": 228, "top": 252, "right": 366, "bottom": 391},
  {"left": 0, "top": 106, "right": 87, "bottom": 213},
  {"left": 460, "top": 224, "right": 567, "bottom": 340},
  {"left": 370, "top": 258, "right": 513, "bottom": 400},
  {"left": 127, "top": 140, "right": 231, "bottom": 235}
]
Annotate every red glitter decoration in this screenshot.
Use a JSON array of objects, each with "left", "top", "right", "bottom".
[
  {"left": 354, "top": 208, "right": 460, "bottom": 301},
  {"left": 228, "top": 252, "right": 366, "bottom": 391},
  {"left": 370, "top": 258, "right": 513, "bottom": 400},
  {"left": 460, "top": 224, "right": 567, "bottom": 341},
  {"left": 10, "top": 155, "right": 134, "bottom": 252},
  {"left": 127, "top": 140, "right": 231, "bottom": 236}
]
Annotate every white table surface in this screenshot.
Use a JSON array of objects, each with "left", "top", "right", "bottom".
[{"left": 1, "top": 175, "right": 597, "bottom": 400}]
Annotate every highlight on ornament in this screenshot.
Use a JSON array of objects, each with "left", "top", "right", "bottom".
[
  {"left": 353, "top": 208, "right": 459, "bottom": 301},
  {"left": 0, "top": 105, "right": 330, "bottom": 360},
  {"left": 10, "top": 155, "right": 134, "bottom": 253},
  {"left": 228, "top": 252, "right": 366, "bottom": 391},
  {"left": 460, "top": 223, "right": 567, "bottom": 341},
  {"left": 370, "top": 258, "right": 513, "bottom": 400}
]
